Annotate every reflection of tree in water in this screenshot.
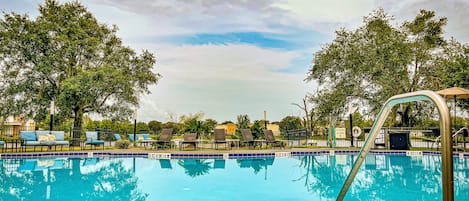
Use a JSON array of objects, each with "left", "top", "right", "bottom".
[
  {"left": 0, "top": 158, "right": 148, "bottom": 201},
  {"left": 78, "top": 159, "right": 148, "bottom": 201},
  {"left": 292, "top": 155, "right": 348, "bottom": 200},
  {"left": 177, "top": 159, "right": 212, "bottom": 178},
  {"left": 0, "top": 159, "right": 46, "bottom": 200},
  {"left": 293, "top": 155, "right": 469, "bottom": 201},
  {"left": 236, "top": 158, "right": 275, "bottom": 175}
]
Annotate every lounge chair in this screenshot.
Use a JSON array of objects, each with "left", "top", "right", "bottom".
[
  {"left": 84, "top": 131, "right": 105, "bottom": 150},
  {"left": 114, "top": 134, "right": 122, "bottom": 141},
  {"left": 263, "top": 129, "right": 285, "bottom": 149},
  {"left": 181, "top": 133, "right": 198, "bottom": 150},
  {"left": 154, "top": 128, "right": 173, "bottom": 150},
  {"left": 240, "top": 129, "right": 258, "bottom": 149},
  {"left": 213, "top": 129, "right": 229, "bottom": 150}
]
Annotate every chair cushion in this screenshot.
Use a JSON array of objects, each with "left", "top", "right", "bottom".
[
  {"left": 114, "top": 134, "right": 121, "bottom": 140},
  {"left": 142, "top": 134, "right": 150, "bottom": 140},
  {"left": 128, "top": 134, "right": 135, "bottom": 141},
  {"left": 36, "top": 131, "right": 49, "bottom": 141},
  {"left": 20, "top": 131, "right": 37, "bottom": 141},
  {"left": 36, "top": 130, "right": 50, "bottom": 136},
  {"left": 24, "top": 141, "right": 41, "bottom": 146},
  {"left": 51, "top": 131, "right": 65, "bottom": 141},
  {"left": 0, "top": 141, "right": 4, "bottom": 145},
  {"left": 55, "top": 141, "right": 69, "bottom": 145},
  {"left": 85, "top": 140, "right": 104, "bottom": 145},
  {"left": 38, "top": 135, "right": 49, "bottom": 142},
  {"left": 86, "top": 132, "right": 99, "bottom": 141}
]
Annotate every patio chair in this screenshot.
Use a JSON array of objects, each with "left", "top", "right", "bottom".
[
  {"left": 84, "top": 131, "right": 105, "bottom": 150},
  {"left": 240, "top": 129, "right": 258, "bottom": 149},
  {"left": 154, "top": 128, "right": 173, "bottom": 150},
  {"left": 181, "top": 133, "right": 198, "bottom": 150},
  {"left": 213, "top": 129, "right": 228, "bottom": 150},
  {"left": 114, "top": 134, "right": 122, "bottom": 141},
  {"left": 263, "top": 129, "right": 285, "bottom": 149}
]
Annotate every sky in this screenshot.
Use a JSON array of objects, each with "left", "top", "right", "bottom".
[{"left": 1, "top": 0, "right": 469, "bottom": 123}]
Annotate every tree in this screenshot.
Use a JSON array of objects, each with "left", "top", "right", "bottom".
[
  {"left": 0, "top": 0, "right": 159, "bottom": 129},
  {"left": 250, "top": 120, "right": 265, "bottom": 139},
  {"left": 203, "top": 118, "right": 218, "bottom": 133},
  {"left": 180, "top": 112, "right": 205, "bottom": 135},
  {"left": 236, "top": 114, "right": 250, "bottom": 129},
  {"left": 306, "top": 9, "right": 449, "bottom": 127},
  {"left": 148, "top": 120, "right": 163, "bottom": 134},
  {"left": 279, "top": 116, "right": 303, "bottom": 131}
]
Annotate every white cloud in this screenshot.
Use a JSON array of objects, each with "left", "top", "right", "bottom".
[{"left": 137, "top": 43, "right": 313, "bottom": 122}]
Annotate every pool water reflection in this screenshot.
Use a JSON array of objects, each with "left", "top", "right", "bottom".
[{"left": 0, "top": 154, "right": 468, "bottom": 201}]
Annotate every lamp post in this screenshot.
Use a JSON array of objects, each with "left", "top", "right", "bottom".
[
  {"left": 49, "top": 100, "right": 54, "bottom": 131},
  {"left": 133, "top": 110, "right": 137, "bottom": 146}
]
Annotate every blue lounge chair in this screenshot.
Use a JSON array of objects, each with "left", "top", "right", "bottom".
[
  {"left": 84, "top": 131, "right": 105, "bottom": 150},
  {"left": 114, "top": 134, "right": 122, "bottom": 141}
]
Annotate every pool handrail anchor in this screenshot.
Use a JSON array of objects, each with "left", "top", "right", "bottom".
[{"left": 336, "top": 90, "right": 453, "bottom": 201}]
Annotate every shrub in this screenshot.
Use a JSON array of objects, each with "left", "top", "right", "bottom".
[{"left": 115, "top": 140, "right": 130, "bottom": 149}]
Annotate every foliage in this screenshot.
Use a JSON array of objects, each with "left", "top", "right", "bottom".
[
  {"left": 306, "top": 9, "right": 451, "bottom": 127},
  {"left": 203, "top": 118, "right": 218, "bottom": 132},
  {"left": 148, "top": 120, "right": 162, "bottom": 134},
  {"left": 279, "top": 116, "right": 304, "bottom": 131},
  {"left": 136, "top": 122, "right": 149, "bottom": 133},
  {"left": 0, "top": 0, "right": 160, "bottom": 129},
  {"left": 250, "top": 120, "right": 265, "bottom": 139},
  {"left": 221, "top": 120, "right": 234, "bottom": 125},
  {"left": 161, "top": 121, "right": 182, "bottom": 134},
  {"left": 236, "top": 114, "right": 250, "bottom": 129},
  {"left": 115, "top": 140, "right": 130, "bottom": 149}
]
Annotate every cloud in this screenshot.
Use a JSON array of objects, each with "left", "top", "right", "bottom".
[{"left": 136, "top": 43, "right": 314, "bottom": 122}]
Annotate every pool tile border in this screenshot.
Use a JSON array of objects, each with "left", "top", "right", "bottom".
[{"left": 1, "top": 150, "right": 468, "bottom": 159}]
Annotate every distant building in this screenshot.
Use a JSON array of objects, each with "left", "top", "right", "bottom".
[
  {"left": 215, "top": 124, "right": 237, "bottom": 135},
  {"left": 1, "top": 116, "right": 35, "bottom": 136},
  {"left": 214, "top": 123, "right": 280, "bottom": 136}
]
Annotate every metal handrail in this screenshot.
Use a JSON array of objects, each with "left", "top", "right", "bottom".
[
  {"left": 452, "top": 127, "right": 468, "bottom": 138},
  {"left": 336, "top": 90, "right": 453, "bottom": 201}
]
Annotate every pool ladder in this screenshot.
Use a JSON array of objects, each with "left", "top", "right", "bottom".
[{"left": 336, "top": 90, "right": 453, "bottom": 201}]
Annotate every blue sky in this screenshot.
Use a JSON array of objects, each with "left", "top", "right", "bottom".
[{"left": 1, "top": 0, "right": 469, "bottom": 123}]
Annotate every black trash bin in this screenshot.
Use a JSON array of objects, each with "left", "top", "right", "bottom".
[{"left": 389, "top": 131, "right": 410, "bottom": 150}]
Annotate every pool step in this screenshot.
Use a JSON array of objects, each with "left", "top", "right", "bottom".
[
  {"left": 148, "top": 153, "right": 171, "bottom": 159},
  {"left": 406, "top": 151, "right": 423, "bottom": 156},
  {"left": 275, "top": 152, "right": 291, "bottom": 157}
]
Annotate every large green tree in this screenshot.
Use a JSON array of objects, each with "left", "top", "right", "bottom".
[
  {"left": 306, "top": 9, "right": 450, "bottom": 126},
  {"left": 0, "top": 0, "right": 159, "bottom": 128}
]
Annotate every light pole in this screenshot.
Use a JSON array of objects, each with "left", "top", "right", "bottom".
[
  {"left": 133, "top": 110, "right": 137, "bottom": 146},
  {"left": 264, "top": 111, "right": 267, "bottom": 129},
  {"left": 49, "top": 100, "right": 54, "bottom": 131}
]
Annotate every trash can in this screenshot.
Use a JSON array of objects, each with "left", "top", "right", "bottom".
[{"left": 389, "top": 131, "right": 410, "bottom": 150}]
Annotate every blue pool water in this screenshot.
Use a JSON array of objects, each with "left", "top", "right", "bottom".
[{"left": 0, "top": 154, "right": 468, "bottom": 201}]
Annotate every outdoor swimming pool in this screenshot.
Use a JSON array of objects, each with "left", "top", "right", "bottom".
[{"left": 0, "top": 153, "right": 468, "bottom": 201}]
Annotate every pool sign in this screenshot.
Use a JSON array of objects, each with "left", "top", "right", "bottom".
[
  {"left": 335, "top": 128, "right": 346, "bottom": 139},
  {"left": 352, "top": 126, "right": 362, "bottom": 137}
]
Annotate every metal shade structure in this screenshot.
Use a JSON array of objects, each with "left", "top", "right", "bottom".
[{"left": 437, "top": 87, "right": 469, "bottom": 127}]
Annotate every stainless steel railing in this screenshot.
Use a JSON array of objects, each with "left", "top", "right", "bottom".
[{"left": 336, "top": 90, "right": 453, "bottom": 201}]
